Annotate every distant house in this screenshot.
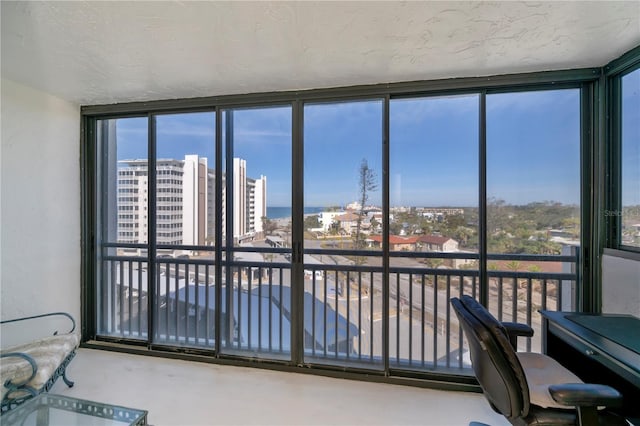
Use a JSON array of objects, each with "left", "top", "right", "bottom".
[
  {"left": 418, "top": 235, "right": 459, "bottom": 252},
  {"left": 367, "top": 235, "right": 419, "bottom": 251},
  {"left": 345, "top": 201, "right": 361, "bottom": 211},
  {"left": 319, "top": 211, "right": 344, "bottom": 232},
  {"left": 334, "top": 211, "right": 361, "bottom": 235}
]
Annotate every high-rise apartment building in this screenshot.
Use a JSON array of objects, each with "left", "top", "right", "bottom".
[
  {"left": 232, "top": 158, "right": 267, "bottom": 242},
  {"left": 232, "top": 158, "right": 247, "bottom": 241},
  {"left": 116, "top": 156, "right": 264, "bottom": 247},
  {"left": 249, "top": 175, "right": 267, "bottom": 236}
]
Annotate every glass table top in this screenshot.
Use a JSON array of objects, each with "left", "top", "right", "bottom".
[{"left": 2, "top": 393, "right": 148, "bottom": 426}]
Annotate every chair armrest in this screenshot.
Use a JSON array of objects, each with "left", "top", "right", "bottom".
[
  {"left": 549, "top": 383, "right": 622, "bottom": 408},
  {"left": 502, "top": 322, "right": 534, "bottom": 349}
]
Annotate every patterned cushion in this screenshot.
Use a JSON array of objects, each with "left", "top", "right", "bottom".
[{"left": 0, "top": 333, "right": 80, "bottom": 401}]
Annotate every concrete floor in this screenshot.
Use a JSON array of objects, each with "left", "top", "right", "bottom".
[{"left": 50, "top": 348, "right": 509, "bottom": 426}]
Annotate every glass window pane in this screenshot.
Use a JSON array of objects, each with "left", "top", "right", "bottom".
[
  {"left": 487, "top": 89, "right": 581, "bottom": 254},
  {"left": 96, "top": 117, "right": 148, "bottom": 340},
  {"left": 621, "top": 68, "right": 640, "bottom": 248},
  {"left": 98, "top": 117, "right": 149, "bottom": 246},
  {"left": 304, "top": 100, "right": 383, "bottom": 366},
  {"left": 153, "top": 112, "right": 216, "bottom": 348},
  {"left": 229, "top": 107, "right": 291, "bottom": 247},
  {"left": 390, "top": 94, "right": 479, "bottom": 369},
  {"left": 222, "top": 106, "right": 292, "bottom": 357},
  {"left": 155, "top": 112, "right": 216, "bottom": 249},
  {"left": 304, "top": 101, "right": 383, "bottom": 255},
  {"left": 390, "top": 94, "right": 479, "bottom": 258},
  {"left": 486, "top": 89, "right": 581, "bottom": 350}
]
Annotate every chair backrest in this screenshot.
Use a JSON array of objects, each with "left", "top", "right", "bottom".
[{"left": 451, "top": 295, "right": 530, "bottom": 421}]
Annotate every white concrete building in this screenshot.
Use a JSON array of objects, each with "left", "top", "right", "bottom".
[
  {"left": 117, "top": 157, "right": 204, "bottom": 246},
  {"left": 233, "top": 158, "right": 247, "bottom": 240},
  {"left": 182, "top": 155, "right": 209, "bottom": 246},
  {"left": 117, "top": 155, "right": 263, "bottom": 247},
  {"left": 319, "top": 211, "right": 345, "bottom": 232},
  {"left": 248, "top": 175, "right": 267, "bottom": 235},
  {"left": 233, "top": 159, "right": 267, "bottom": 242}
]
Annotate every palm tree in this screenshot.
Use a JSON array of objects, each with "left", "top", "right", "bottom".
[
  {"left": 527, "top": 264, "right": 543, "bottom": 294},
  {"left": 505, "top": 260, "right": 525, "bottom": 291},
  {"left": 505, "top": 260, "right": 521, "bottom": 272},
  {"left": 527, "top": 264, "right": 542, "bottom": 273}
]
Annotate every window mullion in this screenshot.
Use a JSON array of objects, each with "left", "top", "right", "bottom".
[
  {"left": 382, "top": 95, "right": 390, "bottom": 373},
  {"left": 147, "top": 114, "right": 157, "bottom": 345},
  {"left": 291, "top": 99, "right": 304, "bottom": 365},
  {"left": 479, "top": 92, "right": 488, "bottom": 307},
  {"left": 214, "top": 108, "right": 223, "bottom": 353}
]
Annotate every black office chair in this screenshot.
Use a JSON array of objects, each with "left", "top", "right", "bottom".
[{"left": 450, "top": 295, "right": 626, "bottom": 426}]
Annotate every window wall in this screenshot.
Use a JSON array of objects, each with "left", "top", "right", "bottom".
[
  {"left": 85, "top": 67, "right": 605, "bottom": 386},
  {"left": 620, "top": 68, "right": 640, "bottom": 249}
]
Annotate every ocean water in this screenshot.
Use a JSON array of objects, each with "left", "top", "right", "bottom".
[{"left": 267, "top": 206, "right": 325, "bottom": 219}]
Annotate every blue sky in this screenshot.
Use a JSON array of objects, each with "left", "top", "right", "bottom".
[
  {"left": 113, "top": 86, "right": 611, "bottom": 208},
  {"left": 622, "top": 68, "right": 640, "bottom": 207}
]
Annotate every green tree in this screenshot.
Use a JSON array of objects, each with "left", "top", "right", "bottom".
[
  {"left": 370, "top": 216, "right": 380, "bottom": 233},
  {"left": 354, "top": 159, "right": 378, "bottom": 250},
  {"left": 329, "top": 220, "right": 341, "bottom": 235},
  {"left": 446, "top": 214, "right": 465, "bottom": 229},
  {"left": 453, "top": 226, "right": 474, "bottom": 247},
  {"left": 262, "top": 216, "right": 278, "bottom": 235},
  {"left": 389, "top": 221, "right": 403, "bottom": 235},
  {"left": 304, "top": 214, "right": 320, "bottom": 230}
]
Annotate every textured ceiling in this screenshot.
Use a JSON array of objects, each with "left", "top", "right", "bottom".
[{"left": 1, "top": 1, "right": 639, "bottom": 106}]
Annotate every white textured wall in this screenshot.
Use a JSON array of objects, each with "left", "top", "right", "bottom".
[
  {"left": 1, "top": 78, "right": 80, "bottom": 346},
  {"left": 2, "top": 2, "right": 640, "bottom": 106}
]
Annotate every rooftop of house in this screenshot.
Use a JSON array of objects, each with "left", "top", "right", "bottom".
[
  {"left": 419, "top": 235, "right": 455, "bottom": 245},
  {"left": 369, "top": 235, "right": 420, "bottom": 245}
]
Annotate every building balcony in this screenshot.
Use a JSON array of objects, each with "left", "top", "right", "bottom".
[{"left": 95, "top": 247, "right": 578, "bottom": 377}]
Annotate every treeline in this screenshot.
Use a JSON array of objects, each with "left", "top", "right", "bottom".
[
  {"left": 391, "top": 200, "right": 580, "bottom": 255},
  {"left": 299, "top": 200, "right": 581, "bottom": 255}
]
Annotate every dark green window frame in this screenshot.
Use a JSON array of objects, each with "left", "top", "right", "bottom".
[
  {"left": 79, "top": 54, "right": 640, "bottom": 389},
  {"left": 604, "top": 45, "right": 640, "bottom": 254}
]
